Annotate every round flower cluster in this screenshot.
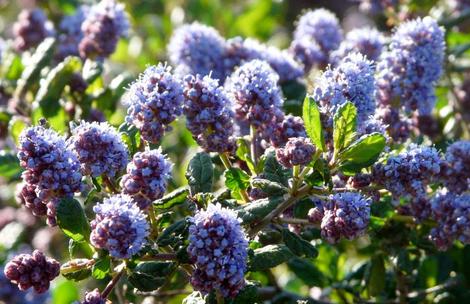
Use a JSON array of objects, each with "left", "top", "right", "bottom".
[
  {"left": 330, "top": 27, "right": 384, "bottom": 64},
  {"left": 183, "top": 74, "right": 236, "bottom": 153},
  {"left": 321, "top": 192, "right": 371, "bottom": 243},
  {"left": 3, "top": 250, "right": 60, "bottom": 294},
  {"left": 17, "top": 125, "right": 83, "bottom": 226},
  {"left": 291, "top": 9, "right": 343, "bottom": 69},
  {"left": 13, "top": 9, "right": 54, "bottom": 52},
  {"left": 124, "top": 64, "right": 184, "bottom": 144},
  {"left": 168, "top": 22, "right": 226, "bottom": 81},
  {"left": 188, "top": 204, "right": 248, "bottom": 298},
  {"left": 276, "top": 137, "right": 315, "bottom": 168},
  {"left": 121, "top": 149, "right": 172, "bottom": 209},
  {"left": 81, "top": 289, "right": 104, "bottom": 304},
  {"left": 56, "top": 6, "right": 89, "bottom": 61},
  {"left": 16, "top": 183, "right": 47, "bottom": 217},
  {"left": 429, "top": 190, "right": 470, "bottom": 251},
  {"left": 376, "top": 17, "right": 445, "bottom": 115},
  {"left": 373, "top": 144, "right": 442, "bottom": 200},
  {"left": 68, "top": 121, "right": 128, "bottom": 178},
  {"left": 228, "top": 60, "right": 283, "bottom": 129},
  {"left": 268, "top": 114, "right": 306, "bottom": 148},
  {"left": 79, "top": 0, "right": 129, "bottom": 59},
  {"left": 0, "top": 266, "right": 50, "bottom": 304},
  {"left": 90, "top": 195, "right": 149, "bottom": 259},
  {"left": 441, "top": 140, "right": 470, "bottom": 194},
  {"left": 313, "top": 52, "right": 376, "bottom": 125}
]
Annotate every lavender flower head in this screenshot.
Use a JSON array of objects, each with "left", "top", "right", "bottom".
[
  {"left": 289, "top": 37, "right": 324, "bottom": 72},
  {"left": 3, "top": 250, "right": 60, "bottom": 294},
  {"left": 321, "top": 192, "right": 371, "bottom": 243},
  {"left": 429, "top": 190, "right": 470, "bottom": 251},
  {"left": 168, "top": 22, "right": 226, "bottom": 81},
  {"left": 13, "top": 9, "right": 54, "bottom": 52},
  {"left": 442, "top": 140, "right": 470, "bottom": 194},
  {"left": 376, "top": 17, "right": 445, "bottom": 115},
  {"left": 121, "top": 149, "right": 173, "bottom": 209},
  {"left": 68, "top": 121, "right": 128, "bottom": 178},
  {"left": 90, "top": 195, "right": 149, "bottom": 258},
  {"left": 293, "top": 9, "right": 343, "bottom": 66},
  {"left": 124, "top": 63, "right": 184, "bottom": 144},
  {"left": 228, "top": 60, "right": 283, "bottom": 129},
  {"left": 276, "top": 137, "right": 315, "bottom": 168},
  {"left": 373, "top": 144, "right": 442, "bottom": 200},
  {"left": 188, "top": 203, "right": 248, "bottom": 298},
  {"left": 313, "top": 52, "right": 376, "bottom": 125},
  {"left": 330, "top": 27, "right": 385, "bottom": 64},
  {"left": 16, "top": 182, "right": 47, "bottom": 218},
  {"left": 79, "top": 0, "right": 129, "bottom": 59},
  {"left": 268, "top": 114, "right": 306, "bottom": 148},
  {"left": 56, "top": 6, "right": 89, "bottom": 60},
  {"left": 183, "top": 74, "right": 236, "bottom": 153},
  {"left": 1, "top": 266, "right": 50, "bottom": 304}
]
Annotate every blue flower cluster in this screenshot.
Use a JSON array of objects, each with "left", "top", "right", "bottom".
[
  {"left": 183, "top": 74, "right": 235, "bottom": 153},
  {"left": 268, "top": 114, "right": 306, "bottom": 148},
  {"left": 90, "top": 195, "right": 149, "bottom": 259},
  {"left": 291, "top": 9, "right": 343, "bottom": 69},
  {"left": 56, "top": 6, "right": 89, "bottom": 60},
  {"left": 124, "top": 63, "right": 184, "bottom": 144},
  {"left": 228, "top": 60, "right": 283, "bottom": 129},
  {"left": 168, "top": 22, "right": 227, "bottom": 81},
  {"left": 376, "top": 17, "right": 445, "bottom": 115},
  {"left": 79, "top": 0, "right": 129, "bottom": 59},
  {"left": 188, "top": 204, "right": 248, "bottom": 298},
  {"left": 121, "top": 149, "right": 172, "bottom": 210},
  {"left": 429, "top": 190, "right": 470, "bottom": 251},
  {"left": 1, "top": 266, "right": 50, "bottom": 304},
  {"left": 330, "top": 27, "right": 384, "bottom": 64},
  {"left": 169, "top": 25, "right": 303, "bottom": 83},
  {"left": 275, "top": 137, "right": 315, "bottom": 168},
  {"left": 68, "top": 121, "right": 128, "bottom": 178},
  {"left": 442, "top": 140, "right": 470, "bottom": 194},
  {"left": 313, "top": 52, "right": 376, "bottom": 125},
  {"left": 17, "top": 125, "right": 83, "bottom": 226},
  {"left": 321, "top": 192, "right": 371, "bottom": 243},
  {"left": 13, "top": 9, "right": 54, "bottom": 52},
  {"left": 373, "top": 144, "right": 442, "bottom": 200}
]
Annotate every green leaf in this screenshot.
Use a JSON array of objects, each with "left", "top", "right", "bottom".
[
  {"left": 339, "top": 133, "right": 386, "bottom": 175},
  {"left": 281, "top": 80, "right": 307, "bottom": 111},
  {"left": 186, "top": 152, "right": 214, "bottom": 195},
  {"left": 333, "top": 101, "right": 357, "bottom": 154},
  {"left": 15, "top": 38, "right": 56, "bottom": 98},
  {"left": 128, "top": 261, "right": 176, "bottom": 292},
  {"left": 56, "top": 198, "right": 91, "bottom": 243},
  {"left": 250, "top": 178, "right": 288, "bottom": 196},
  {"left": 0, "top": 151, "right": 22, "bottom": 180},
  {"left": 367, "top": 255, "right": 386, "bottom": 297},
  {"left": 82, "top": 59, "right": 103, "bottom": 83},
  {"left": 92, "top": 256, "right": 111, "bottom": 280},
  {"left": 235, "top": 196, "right": 284, "bottom": 225},
  {"left": 287, "top": 258, "right": 327, "bottom": 287},
  {"left": 1, "top": 52, "right": 23, "bottom": 80},
  {"left": 8, "top": 118, "right": 26, "bottom": 145},
  {"left": 52, "top": 279, "right": 79, "bottom": 304},
  {"left": 154, "top": 187, "right": 189, "bottom": 209},
  {"left": 119, "top": 122, "right": 140, "bottom": 155},
  {"left": 232, "top": 281, "right": 259, "bottom": 304},
  {"left": 34, "top": 56, "right": 82, "bottom": 118},
  {"left": 224, "top": 168, "right": 250, "bottom": 199},
  {"left": 61, "top": 259, "right": 92, "bottom": 282},
  {"left": 157, "top": 218, "right": 190, "bottom": 247},
  {"left": 282, "top": 229, "right": 318, "bottom": 258},
  {"left": 236, "top": 137, "right": 256, "bottom": 174},
  {"left": 303, "top": 96, "right": 325, "bottom": 151},
  {"left": 249, "top": 244, "right": 294, "bottom": 271},
  {"left": 263, "top": 151, "right": 290, "bottom": 186}
]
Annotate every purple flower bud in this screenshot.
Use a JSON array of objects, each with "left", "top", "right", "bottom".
[
  {"left": 79, "top": 0, "right": 129, "bottom": 59},
  {"left": 188, "top": 204, "right": 248, "bottom": 298},
  {"left": 16, "top": 182, "right": 47, "bottom": 217},
  {"left": 321, "top": 192, "right": 371, "bottom": 243},
  {"left": 121, "top": 149, "right": 173, "bottom": 209},
  {"left": 183, "top": 74, "right": 235, "bottom": 153},
  {"left": 1, "top": 265, "right": 50, "bottom": 304},
  {"left": 13, "top": 9, "right": 54, "bottom": 52},
  {"left": 68, "top": 121, "right": 128, "bottom": 178},
  {"left": 4, "top": 250, "right": 60, "bottom": 294},
  {"left": 124, "top": 63, "right": 184, "bottom": 144},
  {"left": 276, "top": 137, "right": 315, "bottom": 168},
  {"left": 81, "top": 289, "right": 105, "bottom": 304},
  {"left": 267, "top": 114, "right": 306, "bottom": 148},
  {"left": 442, "top": 140, "right": 470, "bottom": 194},
  {"left": 90, "top": 195, "right": 149, "bottom": 258}
]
